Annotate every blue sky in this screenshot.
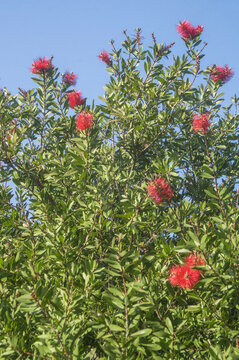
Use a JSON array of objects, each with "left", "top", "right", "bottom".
[{"left": 1, "top": 0, "right": 238, "bottom": 105}]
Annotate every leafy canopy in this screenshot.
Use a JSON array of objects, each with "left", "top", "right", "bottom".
[{"left": 0, "top": 26, "right": 239, "bottom": 359}]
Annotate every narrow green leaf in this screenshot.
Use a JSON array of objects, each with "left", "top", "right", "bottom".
[{"left": 131, "top": 329, "right": 152, "bottom": 337}]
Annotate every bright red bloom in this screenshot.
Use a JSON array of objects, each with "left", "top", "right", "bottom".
[
  {"left": 211, "top": 65, "right": 233, "bottom": 83},
  {"left": 8, "top": 129, "right": 16, "bottom": 140},
  {"left": 99, "top": 51, "right": 111, "bottom": 66},
  {"left": 67, "top": 91, "right": 85, "bottom": 108},
  {"left": 147, "top": 177, "right": 173, "bottom": 204},
  {"left": 63, "top": 72, "right": 77, "bottom": 86},
  {"left": 185, "top": 253, "right": 205, "bottom": 267},
  {"left": 192, "top": 113, "right": 210, "bottom": 134},
  {"left": 169, "top": 264, "right": 201, "bottom": 289},
  {"left": 76, "top": 112, "right": 93, "bottom": 131},
  {"left": 31, "top": 57, "right": 54, "bottom": 74},
  {"left": 177, "top": 20, "right": 203, "bottom": 41}
]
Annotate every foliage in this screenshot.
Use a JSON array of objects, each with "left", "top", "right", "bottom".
[{"left": 0, "top": 27, "right": 239, "bottom": 359}]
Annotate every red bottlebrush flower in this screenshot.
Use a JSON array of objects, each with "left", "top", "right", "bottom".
[
  {"left": 31, "top": 57, "right": 54, "bottom": 74},
  {"left": 67, "top": 91, "right": 85, "bottom": 109},
  {"left": 211, "top": 65, "right": 233, "bottom": 83},
  {"left": 169, "top": 264, "right": 201, "bottom": 289},
  {"left": 192, "top": 112, "right": 210, "bottom": 134},
  {"left": 98, "top": 51, "right": 111, "bottom": 66},
  {"left": 7, "top": 127, "right": 17, "bottom": 140},
  {"left": 185, "top": 253, "right": 205, "bottom": 267},
  {"left": 147, "top": 177, "right": 173, "bottom": 204},
  {"left": 63, "top": 72, "right": 77, "bottom": 86},
  {"left": 9, "top": 121, "right": 17, "bottom": 135},
  {"left": 177, "top": 20, "right": 203, "bottom": 41},
  {"left": 76, "top": 112, "right": 93, "bottom": 131}
]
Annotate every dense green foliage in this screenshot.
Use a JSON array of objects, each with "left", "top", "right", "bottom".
[{"left": 0, "top": 29, "right": 239, "bottom": 359}]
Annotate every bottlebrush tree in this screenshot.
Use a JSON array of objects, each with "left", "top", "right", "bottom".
[{"left": 0, "top": 23, "right": 239, "bottom": 359}]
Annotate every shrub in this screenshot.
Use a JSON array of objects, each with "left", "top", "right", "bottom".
[{"left": 0, "top": 24, "right": 239, "bottom": 359}]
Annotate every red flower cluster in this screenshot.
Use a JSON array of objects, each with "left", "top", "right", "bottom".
[
  {"left": 99, "top": 51, "right": 111, "bottom": 66},
  {"left": 147, "top": 177, "right": 173, "bottom": 204},
  {"left": 67, "top": 91, "right": 85, "bottom": 108},
  {"left": 31, "top": 57, "right": 54, "bottom": 74},
  {"left": 185, "top": 253, "right": 205, "bottom": 268},
  {"left": 177, "top": 20, "right": 203, "bottom": 41},
  {"left": 63, "top": 72, "right": 77, "bottom": 86},
  {"left": 211, "top": 65, "right": 233, "bottom": 83},
  {"left": 7, "top": 121, "right": 17, "bottom": 140},
  {"left": 169, "top": 253, "right": 205, "bottom": 289},
  {"left": 76, "top": 112, "right": 93, "bottom": 132},
  {"left": 192, "top": 112, "right": 210, "bottom": 134}
]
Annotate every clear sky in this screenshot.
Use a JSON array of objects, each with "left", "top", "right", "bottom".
[{"left": 1, "top": 0, "right": 238, "bottom": 105}]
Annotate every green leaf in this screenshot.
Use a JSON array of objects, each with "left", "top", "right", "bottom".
[
  {"left": 204, "top": 188, "right": 218, "bottom": 199},
  {"left": 108, "top": 287, "right": 124, "bottom": 299},
  {"left": 188, "top": 231, "right": 200, "bottom": 246},
  {"left": 201, "top": 165, "right": 214, "bottom": 179},
  {"left": 109, "top": 324, "right": 125, "bottom": 332},
  {"left": 165, "top": 318, "right": 173, "bottom": 334},
  {"left": 131, "top": 329, "right": 152, "bottom": 337},
  {"left": 186, "top": 305, "right": 201, "bottom": 313}
]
